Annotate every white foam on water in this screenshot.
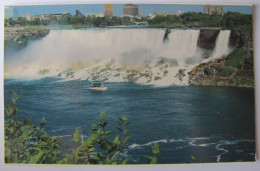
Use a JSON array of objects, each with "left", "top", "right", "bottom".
[{"left": 215, "top": 139, "right": 255, "bottom": 162}]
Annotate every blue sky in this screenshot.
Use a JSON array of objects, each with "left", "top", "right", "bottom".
[{"left": 10, "top": 4, "right": 252, "bottom": 17}]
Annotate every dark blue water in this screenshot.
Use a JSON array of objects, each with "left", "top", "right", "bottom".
[{"left": 4, "top": 78, "right": 255, "bottom": 164}]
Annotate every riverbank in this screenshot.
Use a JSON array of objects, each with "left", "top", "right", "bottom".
[
  {"left": 188, "top": 58, "right": 254, "bottom": 88},
  {"left": 4, "top": 26, "right": 49, "bottom": 41},
  {"left": 189, "top": 28, "right": 254, "bottom": 88}
]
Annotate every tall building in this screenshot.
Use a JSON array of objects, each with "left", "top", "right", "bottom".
[
  {"left": 123, "top": 4, "right": 139, "bottom": 16},
  {"left": 104, "top": 4, "right": 113, "bottom": 17},
  {"left": 5, "top": 6, "right": 18, "bottom": 19},
  {"left": 204, "top": 5, "right": 224, "bottom": 16}
]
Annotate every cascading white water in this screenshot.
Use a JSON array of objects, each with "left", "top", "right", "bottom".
[
  {"left": 211, "top": 30, "right": 231, "bottom": 59},
  {"left": 4, "top": 28, "right": 231, "bottom": 86},
  {"left": 167, "top": 30, "right": 200, "bottom": 59}
]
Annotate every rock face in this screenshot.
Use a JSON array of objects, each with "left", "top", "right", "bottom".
[
  {"left": 189, "top": 30, "right": 254, "bottom": 88},
  {"left": 4, "top": 27, "right": 50, "bottom": 55},
  {"left": 198, "top": 29, "right": 220, "bottom": 50},
  {"left": 4, "top": 27, "right": 50, "bottom": 42},
  {"left": 230, "top": 30, "right": 253, "bottom": 48}
]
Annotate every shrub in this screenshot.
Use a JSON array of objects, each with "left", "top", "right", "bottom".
[
  {"left": 224, "top": 48, "right": 244, "bottom": 68},
  {"left": 204, "top": 67, "right": 212, "bottom": 75},
  {"left": 5, "top": 91, "right": 161, "bottom": 165},
  {"left": 5, "top": 90, "right": 62, "bottom": 164},
  {"left": 217, "top": 66, "right": 234, "bottom": 77}
]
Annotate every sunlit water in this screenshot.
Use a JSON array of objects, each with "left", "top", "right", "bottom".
[{"left": 4, "top": 78, "right": 255, "bottom": 164}]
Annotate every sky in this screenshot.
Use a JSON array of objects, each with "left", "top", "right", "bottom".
[{"left": 7, "top": 4, "right": 253, "bottom": 17}]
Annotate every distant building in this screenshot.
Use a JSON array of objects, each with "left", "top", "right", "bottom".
[
  {"left": 104, "top": 4, "right": 113, "bottom": 17},
  {"left": 24, "top": 13, "right": 64, "bottom": 21},
  {"left": 123, "top": 4, "right": 139, "bottom": 17},
  {"left": 26, "top": 13, "right": 32, "bottom": 20},
  {"left": 5, "top": 6, "right": 18, "bottom": 19},
  {"left": 52, "top": 14, "right": 63, "bottom": 19},
  {"left": 86, "top": 13, "right": 104, "bottom": 18},
  {"left": 204, "top": 5, "right": 224, "bottom": 16},
  {"left": 154, "top": 11, "right": 184, "bottom": 16}
]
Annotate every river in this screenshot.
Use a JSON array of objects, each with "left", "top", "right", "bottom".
[{"left": 4, "top": 78, "right": 255, "bottom": 164}]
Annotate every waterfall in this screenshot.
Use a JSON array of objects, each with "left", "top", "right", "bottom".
[
  {"left": 4, "top": 28, "right": 231, "bottom": 86},
  {"left": 211, "top": 30, "right": 231, "bottom": 59},
  {"left": 168, "top": 29, "right": 200, "bottom": 58}
]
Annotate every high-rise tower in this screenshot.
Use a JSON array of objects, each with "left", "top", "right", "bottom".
[
  {"left": 104, "top": 4, "right": 113, "bottom": 17},
  {"left": 123, "top": 4, "right": 139, "bottom": 16}
]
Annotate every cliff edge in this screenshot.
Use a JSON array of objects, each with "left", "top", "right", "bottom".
[{"left": 189, "top": 30, "right": 254, "bottom": 88}]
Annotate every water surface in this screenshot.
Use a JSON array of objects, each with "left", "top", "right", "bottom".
[{"left": 4, "top": 78, "right": 255, "bottom": 164}]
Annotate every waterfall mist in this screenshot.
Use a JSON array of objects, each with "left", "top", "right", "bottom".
[{"left": 4, "top": 28, "right": 232, "bottom": 85}]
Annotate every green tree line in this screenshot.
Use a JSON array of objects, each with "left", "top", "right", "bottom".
[
  {"left": 5, "top": 14, "right": 137, "bottom": 28},
  {"left": 5, "top": 11, "right": 252, "bottom": 30},
  {"left": 148, "top": 12, "right": 252, "bottom": 31}
]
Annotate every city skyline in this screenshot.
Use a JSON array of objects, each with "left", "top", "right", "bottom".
[{"left": 6, "top": 4, "right": 252, "bottom": 18}]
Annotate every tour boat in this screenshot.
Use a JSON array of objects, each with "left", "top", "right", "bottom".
[{"left": 88, "top": 82, "right": 107, "bottom": 91}]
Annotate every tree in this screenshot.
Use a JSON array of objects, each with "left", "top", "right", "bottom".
[{"left": 32, "top": 18, "right": 41, "bottom": 25}]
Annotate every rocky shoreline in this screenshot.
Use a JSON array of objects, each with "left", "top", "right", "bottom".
[
  {"left": 188, "top": 58, "right": 254, "bottom": 88},
  {"left": 5, "top": 26, "right": 49, "bottom": 41},
  {"left": 189, "top": 29, "right": 254, "bottom": 88},
  {"left": 4, "top": 26, "right": 50, "bottom": 54}
]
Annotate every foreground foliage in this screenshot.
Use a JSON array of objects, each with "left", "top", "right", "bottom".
[
  {"left": 4, "top": 91, "right": 159, "bottom": 164},
  {"left": 5, "top": 90, "right": 61, "bottom": 164}
]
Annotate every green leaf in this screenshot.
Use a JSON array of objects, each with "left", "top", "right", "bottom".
[
  {"left": 119, "top": 116, "right": 128, "bottom": 122},
  {"left": 113, "top": 136, "right": 120, "bottom": 145},
  {"left": 29, "top": 151, "right": 44, "bottom": 164},
  {"left": 11, "top": 90, "right": 17, "bottom": 96},
  {"left": 6, "top": 105, "right": 15, "bottom": 116},
  {"left": 88, "top": 147, "right": 95, "bottom": 152},
  {"left": 40, "top": 117, "right": 46, "bottom": 126},
  {"left": 123, "top": 129, "right": 128, "bottom": 135},
  {"left": 23, "top": 118, "right": 32, "bottom": 126},
  {"left": 122, "top": 158, "right": 130, "bottom": 164},
  {"left": 152, "top": 143, "right": 160, "bottom": 154},
  {"left": 111, "top": 161, "right": 118, "bottom": 165},
  {"left": 10, "top": 153, "right": 19, "bottom": 163},
  {"left": 5, "top": 147, "right": 11, "bottom": 157},
  {"left": 123, "top": 136, "right": 131, "bottom": 144},
  {"left": 188, "top": 155, "right": 196, "bottom": 163},
  {"left": 12, "top": 96, "right": 20, "bottom": 105},
  {"left": 117, "top": 127, "right": 123, "bottom": 132},
  {"left": 90, "top": 156, "right": 101, "bottom": 161},
  {"left": 97, "top": 129, "right": 104, "bottom": 136},
  {"left": 105, "top": 131, "right": 114, "bottom": 136},
  {"left": 72, "top": 129, "right": 81, "bottom": 143},
  {"left": 144, "top": 155, "right": 158, "bottom": 164},
  {"left": 149, "top": 157, "right": 158, "bottom": 164},
  {"left": 85, "top": 134, "right": 98, "bottom": 145},
  {"left": 100, "top": 111, "right": 105, "bottom": 118},
  {"left": 104, "top": 157, "right": 112, "bottom": 164},
  {"left": 22, "top": 129, "right": 36, "bottom": 138},
  {"left": 143, "top": 155, "right": 153, "bottom": 160}
]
